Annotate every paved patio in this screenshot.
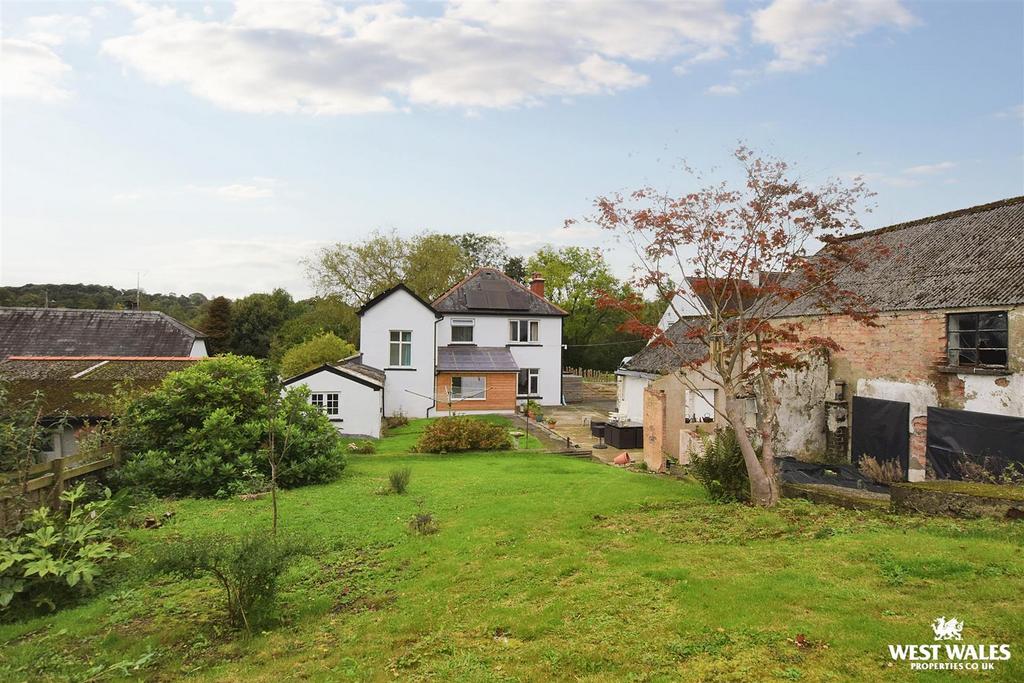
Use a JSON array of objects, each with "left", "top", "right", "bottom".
[{"left": 541, "top": 403, "right": 644, "bottom": 464}]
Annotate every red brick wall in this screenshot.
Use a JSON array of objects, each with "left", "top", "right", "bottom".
[
  {"left": 435, "top": 372, "right": 517, "bottom": 412},
  {"left": 802, "top": 311, "right": 947, "bottom": 383}
]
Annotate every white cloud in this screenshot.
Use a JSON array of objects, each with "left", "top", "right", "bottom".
[
  {"left": 0, "top": 39, "right": 72, "bottom": 102},
  {"left": 706, "top": 83, "right": 739, "bottom": 96},
  {"left": 994, "top": 104, "right": 1024, "bottom": 122},
  {"left": 212, "top": 183, "right": 275, "bottom": 200},
  {"left": 903, "top": 161, "right": 956, "bottom": 176},
  {"left": 24, "top": 14, "right": 92, "bottom": 46},
  {"left": 752, "top": 0, "right": 916, "bottom": 72},
  {"left": 101, "top": 0, "right": 741, "bottom": 114}
]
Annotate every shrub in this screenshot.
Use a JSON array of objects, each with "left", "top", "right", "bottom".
[
  {"left": 415, "top": 417, "right": 512, "bottom": 454},
  {"left": 151, "top": 532, "right": 299, "bottom": 631},
  {"left": 114, "top": 356, "right": 346, "bottom": 498},
  {"left": 0, "top": 484, "right": 128, "bottom": 615},
  {"left": 388, "top": 467, "right": 411, "bottom": 494},
  {"left": 279, "top": 333, "right": 357, "bottom": 378},
  {"left": 409, "top": 512, "right": 438, "bottom": 535},
  {"left": 346, "top": 440, "right": 377, "bottom": 454},
  {"left": 955, "top": 455, "right": 1024, "bottom": 486},
  {"left": 383, "top": 413, "right": 409, "bottom": 430},
  {"left": 858, "top": 456, "right": 904, "bottom": 485},
  {"left": 690, "top": 427, "right": 750, "bottom": 503}
]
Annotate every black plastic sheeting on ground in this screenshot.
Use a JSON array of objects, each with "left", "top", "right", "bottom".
[
  {"left": 927, "top": 406, "right": 1024, "bottom": 480},
  {"left": 777, "top": 457, "right": 889, "bottom": 494},
  {"left": 851, "top": 395, "right": 910, "bottom": 477}
]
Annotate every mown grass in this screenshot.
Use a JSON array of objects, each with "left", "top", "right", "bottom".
[{"left": 1, "top": 417, "right": 1022, "bottom": 682}]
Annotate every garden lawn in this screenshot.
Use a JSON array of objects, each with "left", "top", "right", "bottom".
[{"left": 1, "top": 423, "right": 1022, "bottom": 681}]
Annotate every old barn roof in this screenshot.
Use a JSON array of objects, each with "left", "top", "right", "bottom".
[
  {"left": 618, "top": 317, "right": 709, "bottom": 376},
  {"left": 433, "top": 268, "right": 567, "bottom": 316},
  {"left": 0, "top": 356, "right": 199, "bottom": 417},
  {"left": 0, "top": 307, "right": 206, "bottom": 359},
  {"left": 786, "top": 196, "right": 1024, "bottom": 314}
]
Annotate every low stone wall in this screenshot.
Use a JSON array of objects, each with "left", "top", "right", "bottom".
[{"left": 890, "top": 481, "right": 1024, "bottom": 520}]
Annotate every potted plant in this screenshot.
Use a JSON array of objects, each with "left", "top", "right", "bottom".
[{"left": 547, "top": 418, "right": 557, "bottom": 427}]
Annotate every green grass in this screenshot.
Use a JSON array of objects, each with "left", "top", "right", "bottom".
[
  {"left": 1, "top": 419, "right": 1022, "bottom": 681},
  {"left": 895, "top": 480, "right": 1024, "bottom": 501},
  {"left": 350, "top": 416, "right": 544, "bottom": 454}
]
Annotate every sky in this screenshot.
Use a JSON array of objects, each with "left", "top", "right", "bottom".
[{"left": 1, "top": 0, "right": 1022, "bottom": 300}]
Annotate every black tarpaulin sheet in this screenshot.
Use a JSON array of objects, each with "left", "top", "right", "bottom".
[
  {"left": 777, "top": 457, "right": 889, "bottom": 493},
  {"left": 851, "top": 396, "right": 910, "bottom": 477},
  {"left": 926, "top": 406, "right": 1024, "bottom": 480}
]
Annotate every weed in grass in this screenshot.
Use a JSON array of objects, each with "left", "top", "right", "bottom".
[
  {"left": 875, "top": 550, "right": 909, "bottom": 586},
  {"left": 388, "top": 467, "right": 411, "bottom": 494},
  {"left": 409, "top": 512, "right": 439, "bottom": 535}
]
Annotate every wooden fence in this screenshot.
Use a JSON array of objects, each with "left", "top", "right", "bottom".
[
  {"left": 0, "top": 450, "right": 119, "bottom": 529},
  {"left": 562, "top": 367, "right": 617, "bottom": 383}
]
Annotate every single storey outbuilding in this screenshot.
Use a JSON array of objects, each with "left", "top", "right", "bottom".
[{"left": 282, "top": 355, "right": 385, "bottom": 439}]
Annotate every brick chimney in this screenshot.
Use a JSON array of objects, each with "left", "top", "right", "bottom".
[{"left": 529, "top": 272, "right": 545, "bottom": 298}]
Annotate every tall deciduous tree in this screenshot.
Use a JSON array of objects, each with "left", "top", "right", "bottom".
[
  {"left": 525, "top": 246, "right": 650, "bottom": 369},
  {"left": 306, "top": 230, "right": 512, "bottom": 306},
  {"left": 228, "top": 289, "right": 298, "bottom": 358},
  {"left": 279, "top": 333, "right": 357, "bottom": 378},
  {"left": 579, "top": 147, "right": 879, "bottom": 506},
  {"left": 269, "top": 296, "right": 359, "bottom": 363}
]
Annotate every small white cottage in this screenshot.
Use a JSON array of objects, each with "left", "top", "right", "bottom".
[{"left": 282, "top": 354, "right": 385, "bottom": 439}]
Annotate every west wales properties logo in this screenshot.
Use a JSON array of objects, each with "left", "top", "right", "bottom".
[{"left": 888, "top": 617, "right": 1012, "bottom": 672}]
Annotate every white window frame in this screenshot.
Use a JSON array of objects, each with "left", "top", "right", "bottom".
[
  {"left": 389, "top": 330, "right": 413, "bottom": 367},
  {"left": 517, "top": 368, "right": 540, "bottom": 397},
  {"left": 451, "top": 318, "right": 475, "bottom": 344},
  {"left": 310, "top": 392, "right": 340, "bottom": 417},
  {"left": 451, "top": 376, "right": 486, "bottom": 401},
  {"left": 509, "top": 319, "right": 540, "bottom": 343}
]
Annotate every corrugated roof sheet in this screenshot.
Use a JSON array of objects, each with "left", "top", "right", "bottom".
[
  {"left": 0, "top": 308, "right": 205, "bottom": 358},
  {"left": 433, "top": 268, "right": 567, "bottom": 316},
  {"left": 786, "top": 196, "right": 1024, "bottom": 314},
  {"left": 619, "top": 318, "right": 709, "bottom": 375},
  {"left": 437, "top": 346, "right": 520, "bottom": 372}
]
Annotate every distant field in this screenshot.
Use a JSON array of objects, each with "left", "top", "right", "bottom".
[{"left": 1, "top": 419, "right": 1021, "bottom": 681}]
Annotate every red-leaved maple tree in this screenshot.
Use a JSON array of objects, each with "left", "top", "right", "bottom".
[{"left": 574, "top": 147, "right": 882, "bottom": 506}]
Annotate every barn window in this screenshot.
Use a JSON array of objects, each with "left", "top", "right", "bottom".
[{"left": 947, "top": 312, "right": 1008, "bottom": 368}]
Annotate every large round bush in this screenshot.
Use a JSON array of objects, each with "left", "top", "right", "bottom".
[{"left": 116, "top": 355, "right": 345, "bottom": 497}]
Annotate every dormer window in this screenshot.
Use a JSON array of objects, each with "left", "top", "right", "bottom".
[
  {"left": 947, "top": 312, "right": 1007, "bottom": 368},
  {"left": 451, "top": 318, "right": 474, "bottom": 343},
  {"left": 509, "top": 319, "right": 539, "bottom": 343}
]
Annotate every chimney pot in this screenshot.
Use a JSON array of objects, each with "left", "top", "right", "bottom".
[{"left": 529, "top": 272, "right": 545, "bottom": 298}]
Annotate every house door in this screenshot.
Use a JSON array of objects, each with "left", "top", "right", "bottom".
[{"left": 850, "top": 396, "right": 909, "bottom": 479}]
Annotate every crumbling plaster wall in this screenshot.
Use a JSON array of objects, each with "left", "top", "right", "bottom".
[{"left": 773, "top": 360, "right": 830, "bottom": 458}]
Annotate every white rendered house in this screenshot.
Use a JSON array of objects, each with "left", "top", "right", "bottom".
[
  {"left": 357, "top": 269, "right": 567, "bottom": 418},
  {"left": 281, "top": 356, "right": 385, "bottom": 438}
]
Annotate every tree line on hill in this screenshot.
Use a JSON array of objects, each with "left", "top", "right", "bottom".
[{"left": 2, "top": 230, "right": 665, "bottom": 373}]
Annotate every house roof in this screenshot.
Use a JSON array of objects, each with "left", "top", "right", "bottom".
[
  {"left": 432, "top": 268, "right": 568, "bottom": 316},
  {"left": 356, "top": 283, "right": 439, "bottom": 317},
  {"left": 281, "top": 353, "right": 385, "bottom": 390},
  {"left": 618, "top": 317, "right": 709, "bottom": 376},
  {"left": 784, "top": 196, "right": 1024, "bottom": 314},
  {"left": 437, "top": 346, "right": 519, "bottom": 373},
  {"left": 0, "top": 356, "right": 200, "bottom": 417},
  {"left": 0, "top": 307, "right": 206, "bottom": 359}
]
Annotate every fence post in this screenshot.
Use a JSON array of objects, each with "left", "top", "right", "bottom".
[
  {"left": 112, "top": 445, "right": 122, "bottom": 468},
  {"left": 49, "top": 457, "right": 65, "bottom": 509}
]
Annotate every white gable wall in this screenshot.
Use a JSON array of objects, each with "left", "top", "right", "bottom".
[
  {"left": 189, "top": 339, "right": 209, "bottom": 357},
  {"left": 437, "top": 314, "right": 563, "bottom": 405},
  {"left": 359, "top": 289, "right": 437, "bottom": 418},
  {"left": 286, "top": 368, "right": 383, "bottom": 438}
]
